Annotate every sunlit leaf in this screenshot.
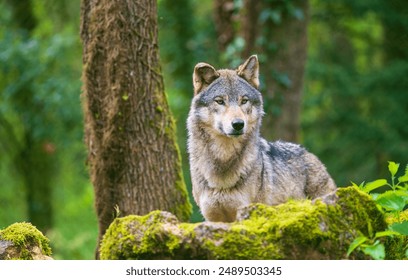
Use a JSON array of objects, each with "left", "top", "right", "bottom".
[
  {"left": 374, "top": 230, "right": 400, "bottom": 238},
  {"left": 376, "top": 192, "right": 406, "bottom": 212},
  {"left": 388, "top": 161, "right": 400, "bottom": 177},
  {"left": 364, "top": 179, "right": 388, "bottom": 193},
  {"left": 370, "top": 193, "right": 380, "bottom": 200},
  {"left": 363, "top": 242, "right": 385, "bottom": 260},
  {"left": 389, "top": 221, "right": 408, "bottom": 236},
  {"left": 347, "top": 236, "right": 368, "bottom": 256},
  {"left": 392, "top": 191, "right": 408, "bottom": 204},
  {"left": 398, "top": 173, "right": 408, "bottom": 184},
  {"left": 351, "top": 181, "right": 365, "bottom": 191}
]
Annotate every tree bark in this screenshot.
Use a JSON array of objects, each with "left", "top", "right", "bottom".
[
  {"left": 213, "top": 0, "right": 236, "bottom": 52},
  {"left": 241, "top": 0, "right": 309, "bottom": 143},
  {"left": 80, "top": 0, "right": 192, "bottom": 258}
]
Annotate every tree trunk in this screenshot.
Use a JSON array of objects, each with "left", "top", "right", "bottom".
[
  {"left": 241, "top": 0, "right": 309, "bottom": 143},
  {"left": 213, "top": 0, "right": 236, "bottom": 52},
  {"left": 80, "top": 0, "right": 192, "bottom": 258}
]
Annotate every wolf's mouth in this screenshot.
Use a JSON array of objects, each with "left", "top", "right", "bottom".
[
  {"left": 217, "top": 124, "right": 244, "bottom": 137},
  {"left": 228, "top": 132, "right": 244, "bottom": 137}
]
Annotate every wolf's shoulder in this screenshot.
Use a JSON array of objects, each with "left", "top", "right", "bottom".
[{"left": 261, "top": 139, "right": 307, "bottom": 162}]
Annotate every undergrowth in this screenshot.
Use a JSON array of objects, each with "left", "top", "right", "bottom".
[{"left": 348, "top": 161, "right": 408, "bottom": 259}]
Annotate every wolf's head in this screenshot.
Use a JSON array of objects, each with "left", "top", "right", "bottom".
[{"left": 189, "top": 55, "right": 264, "bottom": 139}]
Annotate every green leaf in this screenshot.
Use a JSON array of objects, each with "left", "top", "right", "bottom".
[
  {"left": 376, "top": 192, "right": 406, "bottom": 212},
  {"left": 347, "top": 236, "right": 368, "bottom": 256},
  {"left": 364, "top": 179, "right": 388, "bottom": 193},
  {"left": 388, "top": 161, "right": 400, "bottom": 177},
  {"left": 389, "top": 221, "right": 408, "bottom": 236},
  {"left": 351, "top": 181, "right": 365, "bottom": 191},
  {"left": 122, "top": 93, "right": 129, "bottom": 101},
  {"left": 398, "top": 173, "right": 408, "bottom": 184},
  {"left": 393, "top": 190, "right": 408, "bottom": 204},
  {"left": 362, "top": 242, "right": 385, "bottom": 260},
  {"left": 374, "top": 230, "right": 400, "bottom": 238}
]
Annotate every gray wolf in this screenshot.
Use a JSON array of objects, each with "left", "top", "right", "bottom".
[{"left": 187, "top": 55, "right": 336, "bottom": 222}]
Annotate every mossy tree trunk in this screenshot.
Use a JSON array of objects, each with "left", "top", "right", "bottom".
[
  {"left": 240, "top": 0, "right": 309, "bottom": 143},
  {"left": 80, "top": 0, "right": 191, "bottom": 258}
]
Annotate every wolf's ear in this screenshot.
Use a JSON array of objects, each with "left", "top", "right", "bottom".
[
  {"left": 193, "top": 63, "right": 220, "bottom": 95},
  {"left": 237, "top": 55, "right": 259, "bottom": 89}
]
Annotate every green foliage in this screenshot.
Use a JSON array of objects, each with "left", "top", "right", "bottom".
[
  {"left": 304, "top": 0, "right": 408, "bottom": 186},
  {"left": 0, "top": 31, "right": 82, "bottom": 142},
  {"left": 348, "top": 161, "right": 408, "bottom": 259},
  {"left": 159, "top": 0, "right": 218, "bottom": 94},
  {"left": 355, "top": 162, "right": 408, "bottom": 216}
]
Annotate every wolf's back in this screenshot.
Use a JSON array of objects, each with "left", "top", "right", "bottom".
[{"left": 261, "top": 140, "right": 336, "bottom": 202}]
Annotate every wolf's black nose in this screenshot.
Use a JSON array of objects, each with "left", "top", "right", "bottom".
[{"left": 232, "top": 119, "right": 245, "bottom": 131}]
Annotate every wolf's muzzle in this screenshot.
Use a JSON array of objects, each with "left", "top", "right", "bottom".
[{"left": 231, "top": 118, "right": 245, "bottom": 133}]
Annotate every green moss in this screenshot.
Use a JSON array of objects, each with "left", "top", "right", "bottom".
[
  {"left": 0, "top": 222, "right": 52, "bottom": 260},
  {"left": 121, "top": 92, "right": 129, "bottom": 101},
  {"left": 100, "top": 187, "right": 388, "bottom": 260},
  {"left": 156, "top": 105, "right": 163, "bottom": 113},
  {"left": 385, "top": 235, "right": 408, "bottom": 260},
  {"left": 383, "top": 209, "right": 408, "bottom": 259},
  {"left": 335, "top": 187, "right": 387, "bottom": 236},
  {"left": 201, "top": 200, "right": 339, "bottom": 259},
  {"left": 100, "top": 211, "right": 193, "bottom": 260}
]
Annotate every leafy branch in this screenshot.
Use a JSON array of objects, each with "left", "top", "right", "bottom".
[{"left": 348, "top": 161, "right": 408, "bottom": 259}]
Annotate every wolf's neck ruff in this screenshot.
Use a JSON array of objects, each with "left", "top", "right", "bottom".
[{"left": 189, "top": 124, "right": 260, "bottom": 190}]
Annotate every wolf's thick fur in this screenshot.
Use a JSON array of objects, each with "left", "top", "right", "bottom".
[{"left": 187, "top": 55, "right": 336, "bottom": 222}]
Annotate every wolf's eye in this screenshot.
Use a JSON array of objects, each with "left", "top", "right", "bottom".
[
  {"left": 241, "top": 97, "right": 249, "bottom": 105},
  {"left": 215, "top": 98, "right": 225, "bottom": 105}
]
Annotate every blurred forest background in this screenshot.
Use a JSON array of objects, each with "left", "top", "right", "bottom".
[{"left": 0, "top": 0, "right": 407, "bottom": 259}]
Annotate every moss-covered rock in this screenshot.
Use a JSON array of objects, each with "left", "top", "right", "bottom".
[
  {"left": 0, "top": 222, "right": 52, "bottom": 260},
  {"left": 384, "top": 209, "right": 408, "bottom": 260},
  {"left": 100, "top": 187, "right": 389, "bottom": 260}
]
